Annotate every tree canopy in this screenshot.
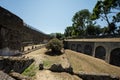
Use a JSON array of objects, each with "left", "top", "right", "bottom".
[
  {"left": 64, "top": 0, "right": 120, "bottom": 38},
  {"left": 91, "top": 0, "right": 120, "bottom": 34},
  {"left": 72, "top": 9, "right": 92, "bottom": 36}
]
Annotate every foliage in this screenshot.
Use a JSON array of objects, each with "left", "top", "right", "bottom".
[
  {"left": 46, "top": 38, "right": 63, "bottom": 53},
  {"left": 113, "top": 12, "right": 120, "bottom": 23},
  {"left": 91, "top": 0, "right": 120, "bottom": 34},
  {"left": 86, "top": 25, "right": 102, "bottom": 36},
  {"left": 64, "top": 0, "right": 120, "bottom": 37},
  {"left": 64, "top": 26, "right": 74, "bottom": 37},
  {"left": 72, "top": 9, "right": 91, "bottom": 36},
  {"left": 22, "top": 63, "right": 38, "bottom": 77},
  {"left": 49, "top": 33, "right": 56, "bottom": 38},
  {"left": 43, "top": 60, "right": 52, "bottom": 68},
  {"left": 101, "top": 27, "right": 109, "bottom": 35},
  {"left": 49, "top": 33, "right": 64, "bottom": 40},
  {"left": 56, "top": 33, "right": 64, "bottom": 40}
]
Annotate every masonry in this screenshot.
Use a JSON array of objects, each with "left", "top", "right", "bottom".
[
  {"left": 64, "top": 38, "right": 120, "bottom": 67},
  {"left": 0, "top": 6, "right": 50, "bottom": 56}
]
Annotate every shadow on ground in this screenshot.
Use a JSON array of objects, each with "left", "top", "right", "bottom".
[{"left": 45, "top": 50, "right": 64, "bottom": 56}]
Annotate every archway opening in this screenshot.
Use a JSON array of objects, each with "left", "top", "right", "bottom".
[
  {"left": 110, "top": 48, "right": 120, "bottom": 66},
  {"left": 71, "top": 44, "right": 76, "bottom": 51},
  {"left": 95, "top": 46, "right": 106, "bottom": 60},
  {"left": 77, "top": 44, "right": 82, "bottom": 52},
  {"left": 84, "top": 45, "right": 92, "bottom": 55}
]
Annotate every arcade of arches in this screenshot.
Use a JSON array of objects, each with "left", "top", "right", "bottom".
[
  {"left": 95, "top": 46, "right": 106, "bottom": 60},
  {"left": 66, "top": 42, "right": 120, "bottom": 67},
  {"left": 110, "top": 48, "right": 120, "bottom": 66}
]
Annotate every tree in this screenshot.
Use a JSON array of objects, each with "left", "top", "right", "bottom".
[
  {"left": 101, "top": 27, "right": 109, "bottom": 35},
  {"left": 91, "top": 0, "right": 120, "bottom": 34},
  {"left": 86, "top": 25, "right": 96, "bottom": 35},
  {"left": 86, "top": 25, "right": 102, "bottom": 36},
  {"left": 113, "top": 12, "right": 120, "bottom": 23},
  {"left": 56, "top": 33, "right": 64, "bottom": 40},
  {"left": 46, "top": 38, "right": 63, "bottom": 53},
  {"left": 72, "top": 9, "right": 91, "bottom": 36},
  {"left": 64, "top": 26, "right": 74, "bottom": 37}
]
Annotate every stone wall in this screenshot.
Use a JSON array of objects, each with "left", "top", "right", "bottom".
[
  {"left": 64, "top": 40, "right": 120, "bottom": 66},
  {"left": 0, "top": 56, "right": 34, "bottom": 73},
  {"left": 0, "top": 71, "right": 15, "bottom": 80},
  {"left": 0, "top": 6, "right": 50, "bottom": 56},
  {"left": 75, "top": 72, "right": 120, "bottom": 80}
]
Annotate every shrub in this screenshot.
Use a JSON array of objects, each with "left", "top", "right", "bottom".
[{"left": 46, "top": 38, "right": 63, "bottom": 53}]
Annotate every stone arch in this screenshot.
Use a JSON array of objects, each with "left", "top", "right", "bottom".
[
  {"left": 76, "top": 44, "right": 82, "bottom": 52},
  {"left": 110, "top": 48, "right": 120, "bottom": 66},
  {"left": 95, "top": 46, "right": 106, "bottom": 60},
  {"left": 84, "top": 45, "right": 92, "bottom": 55},
  {"left": 71, "top": 44, "right": 76, "bottom": 51}
]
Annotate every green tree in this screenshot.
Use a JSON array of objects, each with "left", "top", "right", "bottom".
[
  {"left": 56, "top": 33, "right": 64, "bottom": 40},
  {"left": 72, "top": 9, "right": 92, "bottom": 36},
  {"left": 64, "top": 26, "right": 74, "bottom": 37},
  {"left": 91, "top": 0, "right": 120, "bottom": 34},
  {"left": 113, "top": 12, "right": 120, "bottom": 23},
  {"left": 46, "top": 38, "right": 63, "bottom": 53},
  {"left": 101, "top": 27, "right": 109, "bottom": 35},
  {"left": 86, "top": 25, "right": 102, "bottom": 36}
]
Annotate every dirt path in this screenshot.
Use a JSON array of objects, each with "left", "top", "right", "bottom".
[
  {"left": 35, "top": 70, "right": 81, "bottom": 80},
  {"left": 24, "top": 48, "right": 81, "bottom": 80},
  {"left": 24, "top": 48, "right": 120, "bottom": 80},
  {"left": 25, "top": 48, "right": 46, "bottom": 65}
]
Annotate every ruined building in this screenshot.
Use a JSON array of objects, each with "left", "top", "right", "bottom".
[{"left": 0, "top": 6, "right": 49, "bottom": 56}]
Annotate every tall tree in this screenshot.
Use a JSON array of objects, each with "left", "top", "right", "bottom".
[
  {"left": 64, "top": 26, "right": 74, "bottom": 37},
  {"left": 86, "top": 25, "right": 102, "bottom": 36},
  {"left": 56, "top": 33, "right": 64, "bottom": 40},
  {"left": 72, "top": 9, "right": 91, "bottom": 36},
  {"left": 91, "top": 0, "right": 120, "bottom": 34}
]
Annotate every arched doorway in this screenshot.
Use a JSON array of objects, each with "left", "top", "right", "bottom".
[
  {"left": 95, "top": 46, "right": 106, "bottom": 60},
  {"left": 110, "top": 48, "right": 120, "bottom": 66},
  {"left": 77, "top": 44, "right": 82, "bottom": 52},
  {"left": 71, "top": 44, "right": 76, "bottom": 51},
  {"left": 84, "top": 45, "right": 92, "bottom": 55}
]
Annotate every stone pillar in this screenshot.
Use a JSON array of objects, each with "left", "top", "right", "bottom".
[
  {"left": 105, "top": 49, "right": 111, "bottom": 63},
  {"left": 105, "top": 45, "right": 111, "bottom": 63}
]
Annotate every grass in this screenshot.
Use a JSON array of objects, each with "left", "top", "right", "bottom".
[
  {"left": 43, "top": 51, "right": 65, "bottom": 69},
  {"left": 65, "top": 50, "right": 120, "bottom": 77},
  {"left": 22, "top": 63, "right": 39, "bottom": 77},
  {"left": 43, "top": 60, "right": 53, "bottom": 68},
  {"left": 24, "top": 48, "right": 120, "bottom": 78}
]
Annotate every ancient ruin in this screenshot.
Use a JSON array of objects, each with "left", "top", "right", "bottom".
[
  {"left": 0, "top": 6, "right": 50, "bottom": 56},
  {"left": 64, "top": 38, "right": 120, "bottom": 67}
]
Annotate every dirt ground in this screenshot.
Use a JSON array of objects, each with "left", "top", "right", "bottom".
[
  {"left": 24, "top": 48, "right": 120, "bottom": 80},
  {"left": 35, "top": 70, "right": 81, "bottom": 80}
]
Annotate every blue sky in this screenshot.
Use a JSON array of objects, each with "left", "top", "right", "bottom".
[{"left": 0, "top": 0, "right": 98, "bottom": 34}]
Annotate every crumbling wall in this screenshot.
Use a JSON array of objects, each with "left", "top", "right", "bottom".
[
  {"left": 0, "top": 71, "right": 15, "bottom": 80},
  {"left": 0, "top": 57, "right": 34, "bottom": 73},
  {"left": 75, "top": 72, "right": 120, "bottom": 80}
]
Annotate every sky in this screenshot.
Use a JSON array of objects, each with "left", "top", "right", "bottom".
[{"left": 0, "top": 0, "right": 98, "bottom": 34}]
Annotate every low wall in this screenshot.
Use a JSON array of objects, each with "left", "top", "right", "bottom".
[
  {"left": 0, "top": 47, "right": 21, "bottom": 56},
  {"left": 23, "top": 44, "right": 45, "bottom": 54},
  {"left": 75, "top": 72, "right": 120, "bottom": 80},
  {"left": 0, "top": 56, "right": 34, "bottom": 73}
]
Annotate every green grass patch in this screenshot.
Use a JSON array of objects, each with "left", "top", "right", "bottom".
[
  {"left": 22, "top": 63, "right": 39, "bottom": 77},
  {"left": 43, "top": 60, "right": 52, "bottom": 68}
]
